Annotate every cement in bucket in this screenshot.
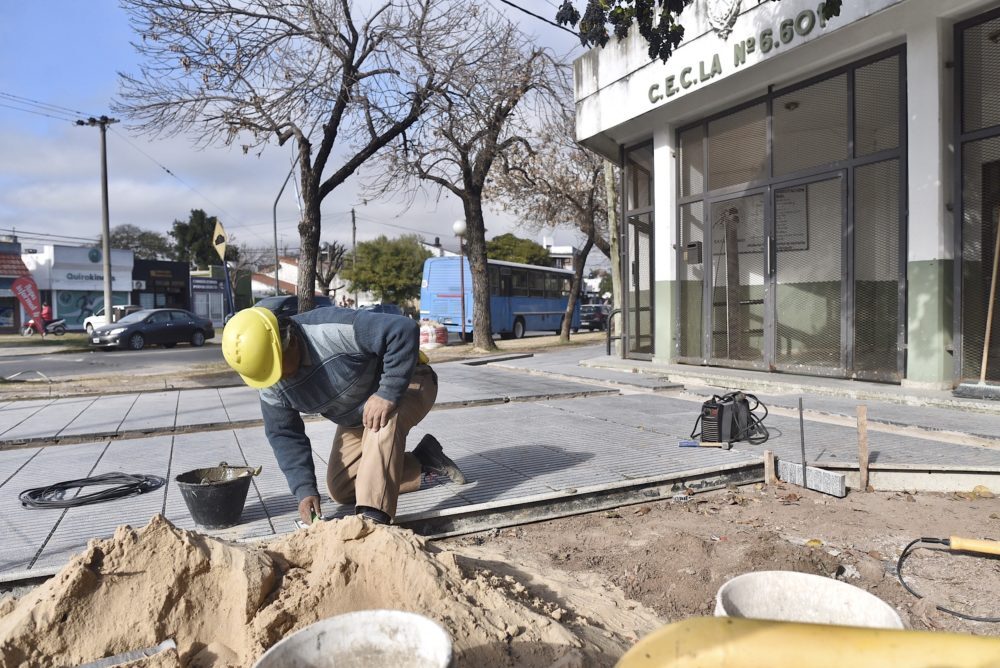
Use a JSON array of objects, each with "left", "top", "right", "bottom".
[
  {"left": 715, "top": 570, "right": 903, "bottom": 629},
  {"left": 175, "top": 462, "right": 260, "bottom": 530},
  {"left": 253, "top": 609, "right": 452, "bottom": 668}
]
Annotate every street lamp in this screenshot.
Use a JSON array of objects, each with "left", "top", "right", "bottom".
[{"left": 452, "top": 220, "right": 467, "bottom": 343}]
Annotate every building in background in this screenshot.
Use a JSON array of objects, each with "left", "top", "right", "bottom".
[
  {"left": 574, "top": 0, "right": 1000, "bottom": 389},
  {"left": 21, "top": 245, "right": 134, "bottom": 330},
  {"left": 132, "top": 259, "right": 190, "bottom": 311},
  {"left": 0, "top": 239, "right": 32, "bottom": 333}
]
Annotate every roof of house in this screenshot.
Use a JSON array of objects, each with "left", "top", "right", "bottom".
[
  {"left": 250, "top": 273, "right": 325, "bottom": 296},
  {"left": 0, "top": 253, "right": 31, "bottom": 278}
]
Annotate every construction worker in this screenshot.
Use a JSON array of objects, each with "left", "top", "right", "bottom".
[{"left": 222, "top": 305, "right": 466, "bottom": 526}]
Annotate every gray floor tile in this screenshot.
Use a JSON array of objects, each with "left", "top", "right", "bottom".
[{"left": 118, "top": 391, "right": 179, "bottom": 433}]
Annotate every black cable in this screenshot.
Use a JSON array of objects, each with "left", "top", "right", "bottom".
[
  {"left": 19, "top": 472, "right": 165, "bottom": 510},
  {"left": 897, "top": 536, "right": 1000, "bottom": 623}
]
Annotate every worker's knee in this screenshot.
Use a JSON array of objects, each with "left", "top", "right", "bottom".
[{"left": 327, "top": 472, "right": 356, "bottom": 506}]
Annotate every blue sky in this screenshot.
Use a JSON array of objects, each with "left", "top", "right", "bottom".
[{"left": 0, "top": 1, "right": 595, "bottom": 262}]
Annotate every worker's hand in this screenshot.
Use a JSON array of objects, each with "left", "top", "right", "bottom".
[
  {"left": 363, "top": 395, "right": 396, "bottom": 432},
  {"left": 298, "top": 495, "right": 322, "bottom": 526}
]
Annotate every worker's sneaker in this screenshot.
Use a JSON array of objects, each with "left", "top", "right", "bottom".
[
  {"left": 356, "top": 506, "right": 391, "bottom": 525},
  {"left": 412, "top": 434, "right": 467, "bottom": 485}
]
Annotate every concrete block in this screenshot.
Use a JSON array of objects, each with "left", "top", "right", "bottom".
[{"left": 777, "top": 459, "right": 846, "bottom": 497}]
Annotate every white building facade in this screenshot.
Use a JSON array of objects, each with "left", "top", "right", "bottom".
[
  {"left": 21, "top": 245, "right": 135, "bottom": 330},
  {"left": 575, "top": 0, "right": 1000, "bottom": 389}
]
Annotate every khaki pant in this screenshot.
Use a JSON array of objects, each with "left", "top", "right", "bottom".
[{"left": 326, "top": 365, "right": 437, "bottom": 517}]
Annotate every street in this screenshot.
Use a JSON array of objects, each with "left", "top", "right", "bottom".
[{"left": 0, "top": 342, "right": 223, "bottom": 380}]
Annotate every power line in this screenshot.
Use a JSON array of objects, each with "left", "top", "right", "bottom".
[
  {"left": 108, "top": 127, "right": 272, "bottom": 246},
  {"left": 492, "top": 0, "right": 579, "bottom": 36},
  {"left": 0, "top": 102, "right": 79, "bottom": 124},
  {"left": 0, "top": 91, "right": 96, "bottom": 118}
]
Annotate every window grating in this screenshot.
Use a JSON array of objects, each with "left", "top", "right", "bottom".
[
  {"left": 854, "top": 160, "right": 900, "bottom": 377},
  {"left": 680, "top": 125, "right": 706, "bottom": 197},
  {"left": 774, "top": 177, "right": 842, "bottom": 368},
  {"left": 708, "top": 104, "right": 767, "bottom": 190},
  {"left": 963, "top": 16, "right": 1000, "bottom": 134},
  {"left": 773, "top": 74, "right": 848, "bottom": 176},
  {"left": 856, "top": 56, "right": 900, "bottom": 157}
]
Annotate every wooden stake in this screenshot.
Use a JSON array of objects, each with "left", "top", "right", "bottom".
[
  {"left": 857, "top": 405, "right": 870, "bottom": 492},
  {"left": 763, "top": 449, "right": 776, "bottom": 486}
]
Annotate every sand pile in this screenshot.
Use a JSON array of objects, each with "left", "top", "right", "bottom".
[{"left": 0, "top": 515, "right": 585, "bottom": 667}]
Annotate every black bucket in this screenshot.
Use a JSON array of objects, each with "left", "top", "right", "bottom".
[{"left": 175, "top": 462, "right": 261, "bottom": 529}]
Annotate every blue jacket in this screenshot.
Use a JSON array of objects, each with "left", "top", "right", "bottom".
[{"left": 259, "top": 306, "right": 419, "bottom": 502}]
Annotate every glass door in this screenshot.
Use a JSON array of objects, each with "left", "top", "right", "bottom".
[
  {"left": 626, "top": 212, "right": 654, "bottom": 357},
  {"left": 772, "top": 174, "right": 846, "bottom": 374},
  {"left": 707, "top": 190, "right": 769, "bottom": 368}
]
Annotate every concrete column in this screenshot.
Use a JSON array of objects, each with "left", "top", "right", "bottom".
[
  {"left": 653, "top": 124, "right": 678, "bottom": 365},
  {"left": 904, "top": 16, "right": 955, "bottom": 389}
]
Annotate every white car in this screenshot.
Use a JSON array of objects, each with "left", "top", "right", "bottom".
[{"left": 83, "top": 305, "right": 141, "bottom": 334}]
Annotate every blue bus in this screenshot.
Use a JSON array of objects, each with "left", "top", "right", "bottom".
[{"left": 420, "top": 256, "right": 581, "bottom": 340}]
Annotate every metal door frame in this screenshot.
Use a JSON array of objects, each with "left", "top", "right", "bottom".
[{"left": 621, "top": 141, "right": 656, "bottom": 361}]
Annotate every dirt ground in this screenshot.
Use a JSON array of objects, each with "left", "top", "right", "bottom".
[{"left": 444, "top": 482, "right": 1000, "bottom": 640}]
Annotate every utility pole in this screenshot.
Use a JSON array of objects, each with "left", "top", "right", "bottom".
[
  {"left": 351, "top": 208, "right": 357, "bottom": 308},
  {"left": 77, "top": 116, "right": 118, "bottom": 326}
]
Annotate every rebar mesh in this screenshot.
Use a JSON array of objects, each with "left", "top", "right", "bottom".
[
  {"left": 773, "top": 74, "right": 848, "bottom": 176},
  {"left": 708, "top": 103, "right": 767, "bottom": 190},
  {"left": 855, "top": 160, "right": 901, "bottom": 379},
  {"left": 679, "top": 202, "right": 704, "bottom": 358},
  {"left": 774, "top": 177, "right": 842, "bottom": 368},
  {"left": 856, "top": 56, "right": 900, "bottom": 157}
]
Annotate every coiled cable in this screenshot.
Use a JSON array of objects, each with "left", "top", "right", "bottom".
[{"left": 19, "top": 472, "right": 165, "bottom": 509}]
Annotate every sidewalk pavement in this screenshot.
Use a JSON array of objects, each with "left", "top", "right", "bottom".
[{"left": 1, "top": 345, "right": 998, "bottom": 583}]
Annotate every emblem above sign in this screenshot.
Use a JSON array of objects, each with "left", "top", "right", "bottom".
[{"left": 706, "top": 0, "right": 743, "bottom": 39}]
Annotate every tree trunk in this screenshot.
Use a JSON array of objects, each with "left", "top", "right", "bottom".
[
  {"left": 297, "top": 181, "right": 321, "bottom": 312},
  {"left": 605, "top": 160, "right": 623, "bottom": 355},
  {"left": 562, "top": 235, "right": 594, "bottom": 342},
  {"left": 463, "top": 194, "right": 497, "bottom": 352}
]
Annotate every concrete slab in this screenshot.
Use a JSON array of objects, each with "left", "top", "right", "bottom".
[
  {"left": 117, "top": 391, "right": 178, "bottom": 434},
  {"left": 33, "top": 435, "right": 173, "bottom": 571},
  {"left": 218, "top": 386, "right": 263, "bottom": 423},
  {"left": 1, "top": 397, "right": 97, "bottom": 443},
  {"left": 175, "top": 388, "right": 229, "bottom": 429},
  {"left": 434, "top": 364, "right": 616, "bottom": 406},
  {"left": 57, "top": 394, "right": 139, "bottom": 439},
  {"left": 0, "top": 442, "right": 106, "bottom": 576}
]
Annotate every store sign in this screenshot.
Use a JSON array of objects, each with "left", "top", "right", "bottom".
[
  {"left": 12, "top": 276, "right": 41, "bottom": 321},
  {"left": 66, "top": 272, "right": 116, "bottom": 282},
  {"left": 643, "top": 0, "right": 903, "bottom": 108},
  {"left": 649, "top": 3, "right": 832, "bottom": 104}
]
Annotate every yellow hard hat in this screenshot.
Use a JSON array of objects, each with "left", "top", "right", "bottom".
[{"left": 222, "top": 307, "right": 283, "bottom": 388}]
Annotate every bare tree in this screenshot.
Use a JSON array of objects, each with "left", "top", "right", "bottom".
[
  {"left": 116, "top": 0, "right": 465, "bottom": 312},
  {"left": 368, "top": 11, "right": 560, "bottom": 350},
  {"left": 495, "top": 100, "right": 611, "bottom": 341},
  {"left": 316, "top": 240, "right": 348, "bottom": 297}
]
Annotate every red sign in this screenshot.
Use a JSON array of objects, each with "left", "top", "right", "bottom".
[{"left": 12, "top": 276, "right": 41, "bottom": 323}]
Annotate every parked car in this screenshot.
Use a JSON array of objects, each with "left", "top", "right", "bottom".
[
  {"left": 361, "top": 303, "right": 403, "bottom": 316},
  {"left": 83, "top": 305, "right": 142, "bottom": 334},
  {"left": 223, "top": 295, "right": 335, "bottom": 326},
  {"left": 89, "top": 309, "right": 215, "bottom": 350},
  {"left": 580, "top": 304, "right": 610, "bottom": 331},
  {"left": 254, "top": 294, "right": 334, "bottom": 317}
]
